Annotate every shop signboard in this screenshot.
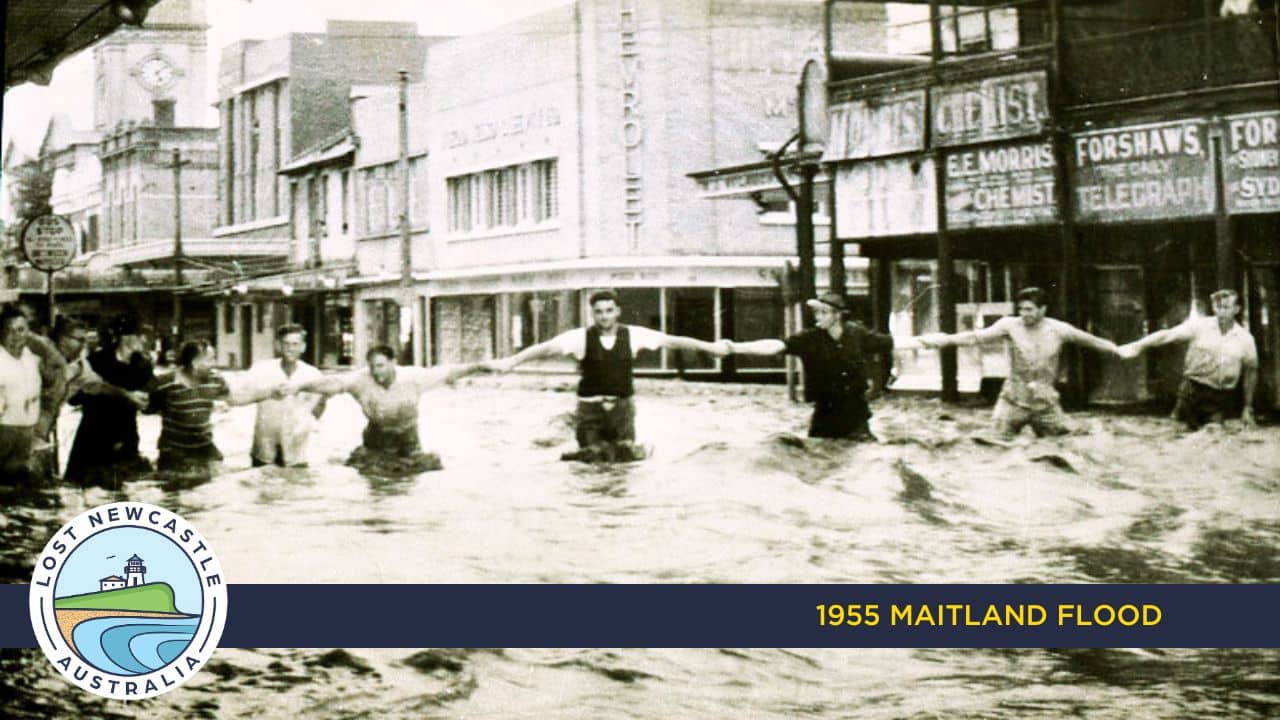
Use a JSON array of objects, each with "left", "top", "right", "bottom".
[
  {"left": 1071, "top": 119, "right": 1214, "bottom": 223},
  {"left": 931, "top": 71, "right": 1049, "bottom": 147},
  {"left": 824, "top": 89, "right": 926, "bottom": 161},
  {"left": 1223, "top": 110, "right": 1280, "bottom": 214},
  {"left": 945, "top": 141, "right": 1058, "bottom": 229},
  {"left": 834, "top": 157, "right": 937, "bottom": 238}
]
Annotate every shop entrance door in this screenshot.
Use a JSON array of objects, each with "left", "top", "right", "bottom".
[
  {"left": 239, "top": 305, "right": 254, "bottom": 369},
  {"left": 1088, "top": 266, "right": 1150, "bottom": 404}
]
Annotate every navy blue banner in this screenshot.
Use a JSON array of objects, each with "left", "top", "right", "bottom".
[{"left": 3, "top": 584, "right": 1278, "bottom": 648}]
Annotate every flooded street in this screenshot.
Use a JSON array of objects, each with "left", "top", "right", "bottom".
[{"left": 3, "top": 374, "right": 1279, "bottom": 718}]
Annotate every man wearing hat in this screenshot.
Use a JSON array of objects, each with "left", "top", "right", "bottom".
[{"left": 725, "top": 292, "right": 895, "bottom": 440}]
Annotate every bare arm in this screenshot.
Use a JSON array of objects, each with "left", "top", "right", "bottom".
[
  {"left": 727, "top": 339, "right": 787, "bottom": 356},
  {"left": 292, "top": 375, "right": 353, "bottom": 396},
  {"left": 1059, "top": 322, "right": 1120, "bottom": 356},
  {"left": 1127, "top": 323, "right": 1194, "bottom": 354},
  {"left": 489, "top": 336, "right": 574, "bottom": 372},
  {"left": 440, "top": 362, "right": 493, "bottom": 384},
  {"left": 659, "top": 334, "right": 730, "bottom": 357},
  {"left": 919, "top": 321, "right": 1010, "bottom": 348}
]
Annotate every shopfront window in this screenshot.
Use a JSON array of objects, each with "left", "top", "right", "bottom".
[
  {"left": 509, "top": 290, "right": 580, "bottom": 351},
  {"left": 615, "top": 288, "right": 662, "bottom": 370},
  {"left": 322, "top": 294, "right": 354, "bottom": 366},
  {"left": 665, "top": 287, "right": 718, "bottom": 371},
  {"left": 729, "top": 287, "right": 786, "bottom": 371}
]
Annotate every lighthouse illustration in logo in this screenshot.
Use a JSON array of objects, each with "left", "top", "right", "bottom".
[{"left": 29, "top": 502, "right": 228, "bottom": 700}]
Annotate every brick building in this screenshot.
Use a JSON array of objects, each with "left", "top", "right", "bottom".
[
  {"left": 210, "top": 21, "right": 438, "bottom": 368},
  {"left": 5, "top": 0, "right": 222, "bottom": 342}
]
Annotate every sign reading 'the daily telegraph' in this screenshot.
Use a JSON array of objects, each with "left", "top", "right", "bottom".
[
  {"left": 1071, "top": 119, "right": 1214, "bottom": 223},
  {"left": 1223, "top": 110, "right": 1280, "bottom": 214}
]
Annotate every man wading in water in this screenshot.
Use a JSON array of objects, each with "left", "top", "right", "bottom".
[
  {"left": 287, "top": 345, "right": 491, "bottom": 474},
  {"left": 486, "top": 289, "right": 728, "bottom": 462},
  {"left": 724, "top": 292, "right": 894, "bottom": 441},
  {"left": 915, "top": 286, "right": 1120, "bottom": 438},
  {"left": 1118, "top": 288, "right": 1258, "bottom": 430}
]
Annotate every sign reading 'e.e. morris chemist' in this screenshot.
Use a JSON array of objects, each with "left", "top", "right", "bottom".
[
  {"left": 931, "top": 71, "right": 1049, "bottom": 147},
  {"left": 945, "top": 141, "right": 1058, "bottom": 229},
  {"left": 1223, "top": 110, "right": 1280, "bottom": 214},
  {"left": 1072, "top": 119, "right": 1215, "bottom": 222}
]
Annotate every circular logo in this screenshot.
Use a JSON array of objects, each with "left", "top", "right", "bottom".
[{"left": 28, "top": 502, "right": 228, "bottom": 700}]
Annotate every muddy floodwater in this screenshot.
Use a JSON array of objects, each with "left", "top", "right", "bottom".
[{"left": 2, "top": 374, "right": 1279, "bottom": 719}]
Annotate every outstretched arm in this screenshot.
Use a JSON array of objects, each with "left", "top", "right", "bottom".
[
  {"left": 440, "top": 362, "right": 493, "bottom": 384},
  {"left": 1060, "top": 323, "right": 1120, "bottom": 356},
  {"left": 1118, "top": 322, "right": 1194, "bottom": 358},
  {"left": 291, "top": 374, "right": 354, "bottom": 397},
  {"left": 917, "top": 321, "right": 1009, "bottom": 348},
  {"left": 726, "top": 339, "right": 787, "bottom": 356},
  {"left": 659, "top": 334, "right": 730, "bottom": 357},
  {"left": 487, "top": 335, "right": 574, "bottom": 372}
]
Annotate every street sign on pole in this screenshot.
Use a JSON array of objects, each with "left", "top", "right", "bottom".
[
  {"left": 798, "top": 59, "right": 828, "bottom": 155},
  {"left": 20, "top": 213, "right": 76, "bottom": 272}
]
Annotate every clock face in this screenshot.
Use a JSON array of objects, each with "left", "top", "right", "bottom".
[{"left": 137, "top": 57, "right": 176, "bottom": 89}]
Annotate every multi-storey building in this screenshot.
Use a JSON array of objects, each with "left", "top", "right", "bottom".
[
  {"left": 805, "top": 0, "right": 1279, "bottom": 410},
  {"left": 6, "top": 0, "right": 221, "bottom": 342},
  {"left": 348, "top": 0, "right": 888, "bottom": 375},
  {"left": 210, "top": 20, "right": 437, "bottom": 368}
]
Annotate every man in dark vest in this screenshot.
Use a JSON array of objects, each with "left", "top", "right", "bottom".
[
  {"left": 488, "top": 289, "right": 728, "bottom": 462},
  {"left": 726, "top": 292, "right": 895, "bottom": 440}
]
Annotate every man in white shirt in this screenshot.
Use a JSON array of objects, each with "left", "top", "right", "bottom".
[
  {"left": 1119, "top": 289, "right": 1258, "bottom": 428},
  {"left": 239, "top": 324, "right": 327, "bottom": 467},
  {"left": 0, "top": 304, "right": 44, "bottom": 479},
  {"left": 487, "top": 289, "right": 728, "bottom": 462}
]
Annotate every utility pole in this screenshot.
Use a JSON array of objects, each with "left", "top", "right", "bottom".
[
  {"left": 397, "top": 69, "right": 415, "bottom": 365},
  {"left": 171, "top": 147, "right": 189, "bottom": 346}
]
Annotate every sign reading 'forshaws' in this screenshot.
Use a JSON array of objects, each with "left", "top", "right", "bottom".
[
  {"left": 20, "top": 213, "right": 76, "bottom": 272},
  {"left": 931, "top": 71, "right": 1049, "bottom": 147},
  {"left": 1071, "top": 120, "right": 1214, "bottom": 222},
  {"left": 945, "top": 141, "right": 1058, "bottom": 229},
  {"left": 1223, "top": 110, "right": 1280, "bottom": 214}
]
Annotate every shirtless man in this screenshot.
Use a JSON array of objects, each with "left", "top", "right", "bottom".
[
  {"left": 288, "top": 345, "right": 490, "bottom": 474},
  {"left": 916, "top": 286, "right": 1120, "bottom": 437}
]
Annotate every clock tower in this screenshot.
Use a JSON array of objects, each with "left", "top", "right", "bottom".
[{"left": 92, "top": 0, "right": 209, "bottom": 131}]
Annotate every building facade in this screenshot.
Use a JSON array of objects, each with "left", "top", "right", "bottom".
[
  {"left": 349, "top": 0, "right": 888, "bottom": 375},
  {"left": 6, "top": 0, "right": 221, "bottom": 341},
  {"left": 211, "top": 21, "right": 436, "bottom": 368},
  {"left": 818, "top": 0, "right": 1279, "bottom": 410}
]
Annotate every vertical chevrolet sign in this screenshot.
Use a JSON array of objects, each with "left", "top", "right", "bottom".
[{"left": 621, "top": 0, "right": 643, "bottom": 249}]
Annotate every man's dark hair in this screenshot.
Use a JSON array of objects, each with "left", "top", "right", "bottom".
[
  {"left": 588, "top": 289, "right": 619, "bottom": 307},
  {"left": 51, "top": 315, "right": 86, "bottom": 341},
  {"left": 178, "top": 340, "right": 212, "bottom": 370},
  {"left": 366, "top": 344, "right": 396, "bottom": 362},
  {"left": 276, "top": 323, "right": 306, "bottom": 341},
  {"left": 1015, "top": 287, "right": 1049, "bottom": 309},
  {"left": 0, "top": 303, "right": 25, "bottom": 340}
]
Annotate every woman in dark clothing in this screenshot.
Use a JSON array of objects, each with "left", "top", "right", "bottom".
[{"left": 63, "top": 316, "right": 154, "bottom": 487}]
